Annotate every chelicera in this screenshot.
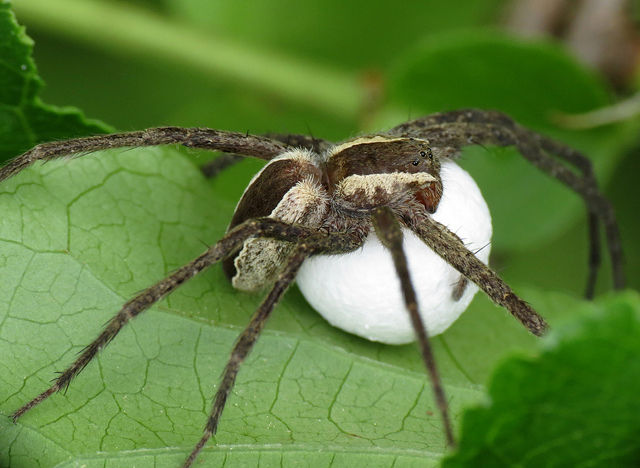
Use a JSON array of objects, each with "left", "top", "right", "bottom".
[{"left": 2, "top": 109, "right": 624, "bottom": 467}]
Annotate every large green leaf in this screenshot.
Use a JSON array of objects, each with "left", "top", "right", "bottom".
[
  {"left": 0, "top": 3, "right": 109, "bottom": 163},
  {"left": 388, "top": 33, "right": 639, "bottom": 252},
  {"left": 444, "top": 291, "right": 640, "bottom": 467}
]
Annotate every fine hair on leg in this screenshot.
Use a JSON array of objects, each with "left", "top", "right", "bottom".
[
  {"left": 0, "top": 127, "right": 288, "bottom": 183},
  {"left": 407, "top": 210, "right": 548, "bottom": 336},
  {"left": 371, "top": 207, "right": 455, "bottom": 447},
  {"left": 264, "top": 132, "right": 332, "bottom": 153}
]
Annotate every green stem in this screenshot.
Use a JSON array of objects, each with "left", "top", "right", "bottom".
[{"left": 13, "top": 0, "right": 365, "bottom": 119}]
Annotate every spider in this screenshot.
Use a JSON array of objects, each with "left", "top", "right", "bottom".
[{"left": 2, "top": 108, "right": 624, "bottom": 467}]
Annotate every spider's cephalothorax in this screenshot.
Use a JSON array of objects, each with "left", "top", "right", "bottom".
[{"left": 2, "top": 109, "right": 625, "bottom": 468}]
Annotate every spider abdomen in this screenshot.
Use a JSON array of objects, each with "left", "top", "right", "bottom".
[
  {"left": 227, "top": 149, "right": 327, "bottom": 291},
  {"left": 296, "top": 160, "right": 492, "bottom": 344}
]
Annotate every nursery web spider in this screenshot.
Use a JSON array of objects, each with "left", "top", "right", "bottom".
[{"left": 2, "top": 109, "right": 624, "bottom": 467}]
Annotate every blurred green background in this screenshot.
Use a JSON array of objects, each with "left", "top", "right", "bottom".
[{"left": 1, "top": 0, "right": 640, "bottom": 466}]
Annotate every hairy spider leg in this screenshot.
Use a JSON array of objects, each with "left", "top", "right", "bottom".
[
  {"left": 407, "top": 108, "right": 604, "bottom": 298},
  {"left": 10, "top": 218, "right": 323, "bottom": 421},
  {"left": 372, "top": 207, "right": 455, "bottom": 446},
  {"left": 0, "top": 126, "right": 287, "bottom": 183},
  {"left": 183, "top": 229, "right": 365, "bottom": 468},
  {"left": 265, "top": 132, "right": 331, "bottom": 153},
  {"left": 407, "top": 210, "right": 548, "bottom": 336},
  {"left": 389, "top": 109, "right": 624, "bottom": 297}
]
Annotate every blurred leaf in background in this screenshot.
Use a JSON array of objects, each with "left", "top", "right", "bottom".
[
  {"left": 1, "top": 0, "right": 639, "bottom": 467},
  {"left": 444, "top": 291, "right": 640, "bottom": 468}
]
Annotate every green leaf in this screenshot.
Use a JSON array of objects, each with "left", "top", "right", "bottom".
[
  {"left": 0, "top": 2, "right": 109, "bottom": 164},
  {"left": 388, "top": 32, "right": 640, "bottom": 251},
  {"left": 444, "top": 291, "right": 640, "bottom": 467}
]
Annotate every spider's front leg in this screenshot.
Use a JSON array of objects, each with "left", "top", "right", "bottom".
[
  {"left": 389, "top": 108, "right": 624, "bottom": 298},
  {"left": 369, "top": 203, "right": 545, "bottom": 453},
  {"left": 0, "top": 127, "right": 287, "bottom": 182},
  {"left": 372, "top": 206, "right": 455, "bottom": 447},
  {"left": 407, "top": 210, "right": 549, "bottom": 336}
]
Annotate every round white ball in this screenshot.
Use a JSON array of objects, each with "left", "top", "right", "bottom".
[{"left": 295, "top": 160, "right": 492, "bottom": 344}]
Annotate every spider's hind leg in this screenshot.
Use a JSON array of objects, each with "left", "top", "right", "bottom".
[
  {"left": 10, "top": 218, "right": 320, "bottom": 423},
  {"left": 182, "top": 228, "right": 364, "bottom": 468}
]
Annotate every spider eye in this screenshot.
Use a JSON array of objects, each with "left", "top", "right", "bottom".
[
  {"left": 421, "top": 149, "right": 434, "bottom": 160},
  {"left": 412, "top": 160, "right": 420, "bottom": 166}
]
